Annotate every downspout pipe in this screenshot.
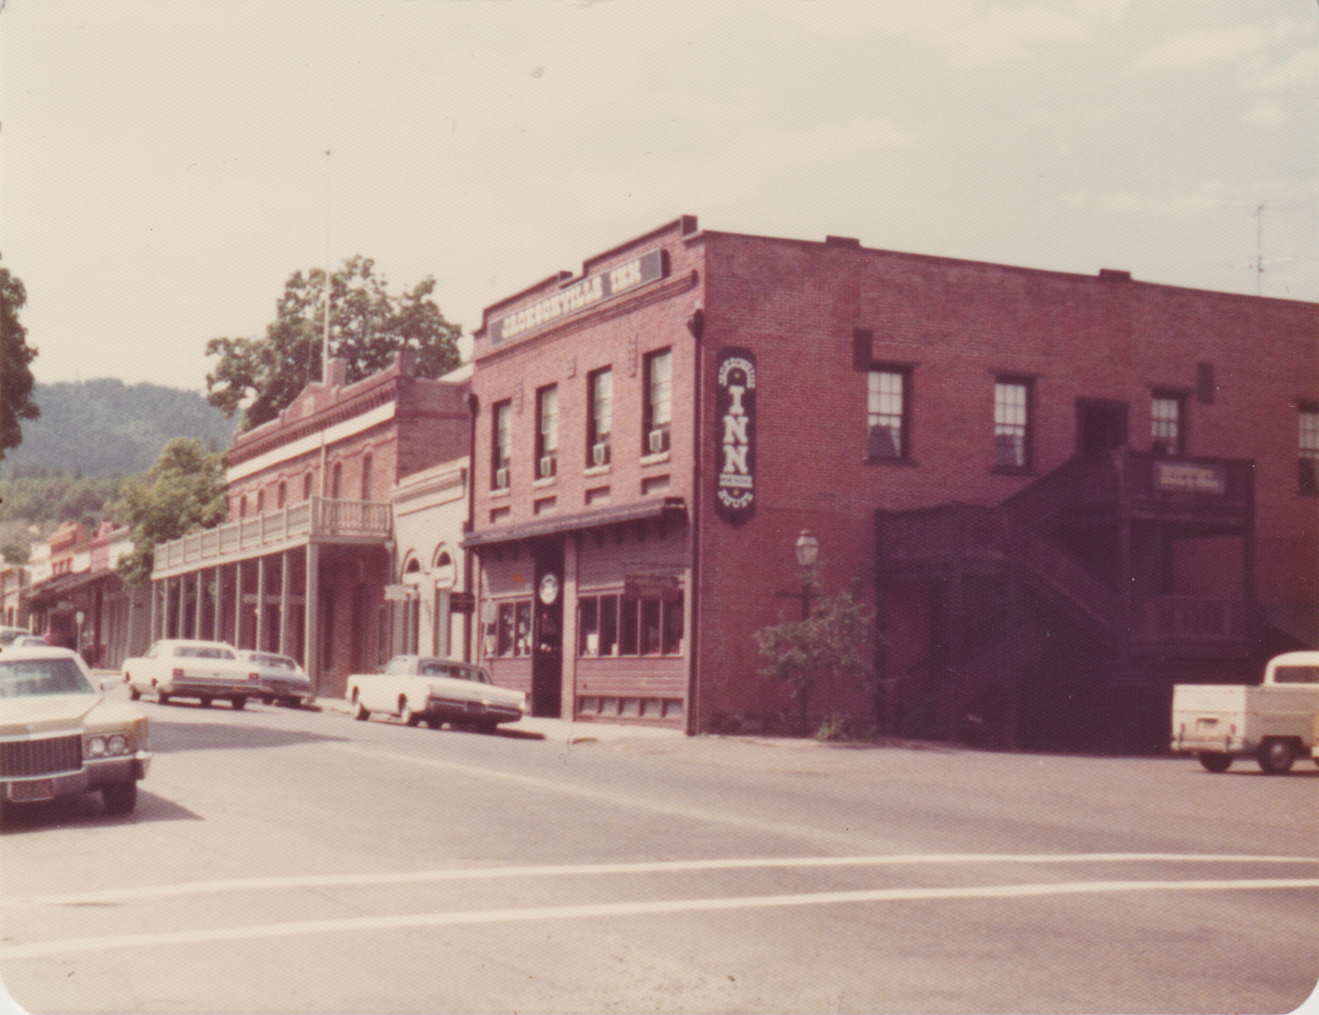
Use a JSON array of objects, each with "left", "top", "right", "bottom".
[
  {"left": 685, "top": 298, "right": 705, "bottom": 736},
  {"left": 464, "top": 391, "right": 479, "bottom": 664}
]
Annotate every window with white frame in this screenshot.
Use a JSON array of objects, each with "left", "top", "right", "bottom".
[
  {"left": 1300, "top": 402, "right": 1319, "bottom": 494},
  {"left": 536, "top": 385, "right": 558, "bottom": 479},
  {"left": 867, "top": 366, "right": 909, "bottom": 460},
  {"left": 643, "top": 349, "right": 672, "bottom": 455},
  {"left": 492, "top": 400, "right": 512, "bottom": 490},
  {"left": 994, "top": 378, "right": 1032, "bottom": 470},
  {"left": 587, "top": 367, "right": 612, "bottom": 467},
  {"left": 1151, "top": 392, "right": 1185, "bottom": 456}
]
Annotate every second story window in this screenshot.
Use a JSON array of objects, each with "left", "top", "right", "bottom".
[
  {"left": 994, "top": 378, "right": 1032, "bottom": 470},
  {"left": 536, "top": 385, "right": 558, "bottom": 480},
  {"left": 1151, "top": 392, "right": 1185, "bottom": 456},
  {"left": 587, "top": 367, "right": 612, "bottom": 467},
  {"left": 1300, "top": 402, "right": 1319, "bottom": 495},
  {"left": 644, "top": 349, "right": 672, "bottom": 455},
  {"left": 361, "top": 453, "right": 373, "bottom": 501},
  {"left": 277, "top": 482, "right": 286, "bottom": 509},
  {"left": 492, "top": 400, "right": 512, "bottom": 490},
  {"left": 303, "top": 472, "right": 314, "bottom": 501},
  {"left": 867, "top": 366, "right": 909, "bottom": 460}
]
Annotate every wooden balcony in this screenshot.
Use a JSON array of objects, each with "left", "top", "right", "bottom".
[{"left": 152, "top": 497, "right": 391, "bottom": 579}]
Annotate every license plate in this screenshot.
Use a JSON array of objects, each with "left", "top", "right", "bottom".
[{"left": 11, "top": 779, "right": 55, "bottom": 802}]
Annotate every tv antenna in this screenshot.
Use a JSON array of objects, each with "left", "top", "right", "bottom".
[{"left": 1255, "top": 201, "right": 1266, "bottom": 297}]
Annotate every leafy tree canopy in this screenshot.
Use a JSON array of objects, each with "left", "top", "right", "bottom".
[
  {"left": 0, "top": 255, "right": 39, "bottom": 460},
  {"left": 205, "top": 255, "right": 463, "bottom": 431},
  {"left": 115, "top": 438, "right": 228, "bottom": 586}
]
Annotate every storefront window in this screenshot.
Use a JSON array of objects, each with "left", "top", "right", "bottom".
[{"left": 578, "top": 592, "right": 683, "bottom": 657}]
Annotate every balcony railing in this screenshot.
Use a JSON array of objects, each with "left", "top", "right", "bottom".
[{"left": 153, "top": 497, "right": 391, "bottom": 576}]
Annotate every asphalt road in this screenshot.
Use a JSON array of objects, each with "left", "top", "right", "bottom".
[{"left": 2, "top": 685, "right": 1316, "bottom": 1014}]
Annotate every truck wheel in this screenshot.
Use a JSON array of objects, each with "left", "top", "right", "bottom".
[
  {"left": 351, "top": 690, "right": 370, "bottom": 721},
  {"left": 231, "top": 696, "right": 246, "bottom": 711},
  {"left": 400, "top": 699, "right": 420, "bottom": 727},
  {"left": 128, "top": 685, "right": 141, "bottom": 701},
  {"left": 1256, "top": 738, "right": 1297, "bottom": 775},
  {"left": 1197, "top": 752, "right": 1232, "bottom": 773}
]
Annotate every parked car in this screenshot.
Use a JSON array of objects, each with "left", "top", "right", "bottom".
[
  {"left": 122, "top": 639, "right": 261, "bottom": 709},
  {"left": 1, "top": 634, "right": 46, "bottom": 653},
  {"left": 0, "top": 626, "right": 34, "bottom": 648},
  {"left": 347, "top": 655, "right": 527, "bottom": 732},
  {"left": 237, "top": 650, "right": 311, "bottom": 708},
  {"left": 1, "top": 646, "right": 150, "bottom": 820}
]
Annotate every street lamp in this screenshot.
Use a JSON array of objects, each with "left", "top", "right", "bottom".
[{"left": 778, "top": 530, "right": 820, "bottom": 620}]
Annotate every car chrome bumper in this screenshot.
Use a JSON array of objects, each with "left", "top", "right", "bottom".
[{"left": 2, "top": 751, "right": 149, "bottom": 803}]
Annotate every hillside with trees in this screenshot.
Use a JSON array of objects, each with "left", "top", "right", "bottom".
[
  {"left": 3, "top": 379, "right": 236, "bottom": 477},
  {"left": 0, "top": 380, "right": 236, "bottom": 562}
]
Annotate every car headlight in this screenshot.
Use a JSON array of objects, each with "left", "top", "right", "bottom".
[{"left": 84, "top": 733, "right": 132, "bottom": 759}]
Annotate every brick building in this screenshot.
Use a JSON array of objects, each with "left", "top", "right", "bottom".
[
  {"left": 465, "top": 215, "right": 1318, "bottom": 749},
  {"left": 150, "top": 353, "right": 471, "bottom": 698}
]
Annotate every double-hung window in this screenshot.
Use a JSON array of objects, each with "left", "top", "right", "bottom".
[
  {"left": 994, "top": 377, "right": 1032, "bottom": 470},
  {"left": 536, "top": 385, "right": 558, "bottom": 480},
  {"left": 587, "top": 367, "right": 612, "bottom": 467},
  {"left": 644, "top": 349, "right": 672, "bottom": 455},
  {"left": 1151, "top": 391, "right": 1185, "bottom": 457},
  {"left": 867, "top": 366, "right": 909, "bottom": 460},
  {"left": 1300, "top": 402, "right": 1319, "bottom": 494},
  {"left": 492, "top": 400, "right": 512, "bottom": 490}
]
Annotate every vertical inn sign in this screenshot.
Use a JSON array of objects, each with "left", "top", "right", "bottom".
[{"left": 715, "top": 347, "right": 756, "bottom": 524}]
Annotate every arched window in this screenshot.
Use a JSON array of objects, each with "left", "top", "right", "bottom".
[
  {"left": 256, "top": 489, "right": 265, "bottom": 514},
  {"left": 277, "top": 482, "right": 287, "bottom": 509},
  {"left": 330, "top": 462, "right": 342, "bottom": 500},
  {"left": 303, "top": 472, "right": 314, "bottom": 501},
  {"left": 361, "top": 453, "right": 373, "bottom": 501},
  {"left": 239, "top": 495, "right": 247, "bottom": 518}
]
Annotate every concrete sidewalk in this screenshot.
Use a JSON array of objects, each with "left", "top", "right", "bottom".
[{"left": 317, "top": 696, "right": 686, "bottom": 743}]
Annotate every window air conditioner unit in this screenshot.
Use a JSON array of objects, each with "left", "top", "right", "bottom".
[
  {"left": 648, "top": 429, "right": 667, "bottom": 455},
  {"left": 539, "top": 455, "right": 556, "bottom": 479},
  {"left": 592, "top": 442, "right": 610, "bottom": 467},
  {"left": 494, "top": 467, "right": 509, "bottom": 489}
]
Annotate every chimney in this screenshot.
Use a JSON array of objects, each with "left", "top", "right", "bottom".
[{"left": 325, "top": 357, "right": 348, "bottom": 388}]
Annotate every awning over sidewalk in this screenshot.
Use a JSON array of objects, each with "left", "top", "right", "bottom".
[{"left": 462, "top": 497, "right": 687, "bottom": 549}]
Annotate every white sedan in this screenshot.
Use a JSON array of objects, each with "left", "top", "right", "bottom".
[
  {"left": 347, "top": 656, "right": 526, "bottom": 732},
  {"left": 237, "top": 650, "right": 312, "bottom": 708},
  {"left": 122, "top": 639, "right": 261, "bottom": 709},
  {"left": 1, "top": 646, "right": 151, "bottom": 820}
]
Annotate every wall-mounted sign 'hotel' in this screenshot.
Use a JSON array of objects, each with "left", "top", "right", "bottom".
[
  {"left": 490, "top": 248, "right": 666, "bottom": 346},
  {"left": 715, "top": 347, "right": 756, "bottom": 524}
]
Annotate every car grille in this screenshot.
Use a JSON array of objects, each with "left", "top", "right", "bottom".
[{"left": 0, "top": 734, "right": 83, "bottom": 778}]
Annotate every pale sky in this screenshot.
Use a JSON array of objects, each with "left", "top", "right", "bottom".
[{"left": 2, "top": 0, "right": 1316, "bottom": 396}]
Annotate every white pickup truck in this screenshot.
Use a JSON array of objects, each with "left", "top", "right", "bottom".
[{"left": 1171, "top": 651, "right": 1319, "bottom": 774}]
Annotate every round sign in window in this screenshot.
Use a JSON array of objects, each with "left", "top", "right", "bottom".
[{"left": 538, "top": 572, "right": 560, "bottom": 606}]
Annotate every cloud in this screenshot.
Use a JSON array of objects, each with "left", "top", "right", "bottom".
[
  {"left": 1134, "top": 24, "right": 1266, "bottom": 70},
  {"left": 1254, "top": 47, "right": 1319, "bottom": 89},
  {"left": 1241, "top": 101, "right": 1288, "bottom": 129}
]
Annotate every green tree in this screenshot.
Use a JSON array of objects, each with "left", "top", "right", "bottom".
[
  {"left": 115, "top": 439, "right": 228, "bottom": 586},
  {"left": 0, "top": 256, "right": 39, "bottom": 460},
  {"left": 205, "top": 255, "right": 463, "bottom": 431},
  {"left": 753, "top": 579, "right": 878, "bottom": 735}
]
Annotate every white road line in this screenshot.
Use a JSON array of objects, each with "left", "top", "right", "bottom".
[
  {"left": 9, "top": 852, "right": 1317, "bottom": 908},
  {"left": 4, "top": 877, "right": 1317, "bottom": 961}
]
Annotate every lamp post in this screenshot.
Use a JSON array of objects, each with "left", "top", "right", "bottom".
[{"left": 779, "top": 530, "right": 820, "bottom": 620}]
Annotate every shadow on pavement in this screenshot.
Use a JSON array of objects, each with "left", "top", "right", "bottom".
[{"left": 1, "top": 788, "right": 202, "bottom": 834}]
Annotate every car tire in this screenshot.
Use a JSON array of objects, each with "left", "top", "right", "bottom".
[
  {"left": 1256, "top": 738, "right": 1297, "bottom": 775},
  {"left": 156, "top": 684, "right": 170, "bottom": 705},
  {"left": 262, "top": 696, "right": 274, "bottom": 706},
  {"left": 352, "top": 694, "right": 370, "bottom": 721},
  {"left": 101, "top": 781, "right": 137, "bottom": 815},
  {"left": 199, "top": 696, "right": 212, "bottom": 708},
  {"left": 1197, "top": 751, "right": 1232, "bottom": 773},
  {"left": 231, "top": 696, "right": 246, "bottom": 711},
  {"left": 128, "top": 685, "right": 141, "bottom": 701},
  {"left": 400, "top": 700, "right": 421, "bottom": 727}
]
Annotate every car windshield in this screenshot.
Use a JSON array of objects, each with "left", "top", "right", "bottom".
[
  {"left": 417, "top": 660, "right": 489, "bottom": 683},
  {"left": 249, "top": 654, "right": 295, "bottom": 670},
  {"left": 0, "top": 657, "right": 97, "bottom": 698},
  {"left": 0, "top": 628, "right": 32, "bottom": 647},
  {"left": 176, "top": 646, "right": 236, "bottom": 660}
]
